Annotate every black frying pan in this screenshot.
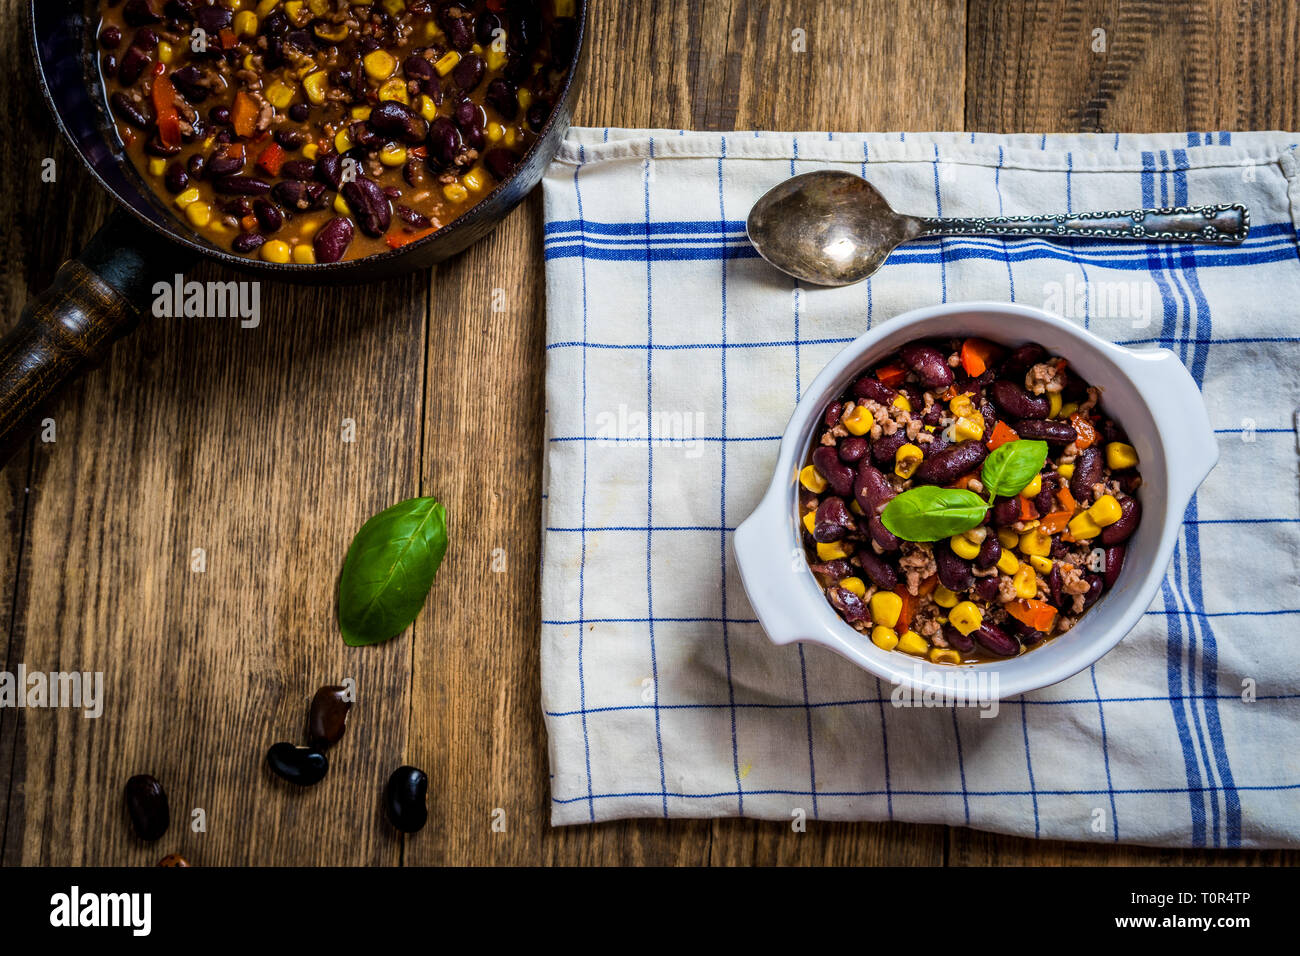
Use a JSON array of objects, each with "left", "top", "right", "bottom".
[{"left": 4, "top": 0, "right": 588, "bottom": 463}]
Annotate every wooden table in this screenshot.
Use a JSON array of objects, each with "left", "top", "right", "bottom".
[{"left": 2, "top": 0, "right": 1296, "bottom": 866}]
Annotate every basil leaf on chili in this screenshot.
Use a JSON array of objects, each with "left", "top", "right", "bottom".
[
  {"left": 880, "top": 486, "right": 989, "bottom": 542},
  {"left": 338, "top": 497, "right": 449, "bottom": 647},
  {"left": 981, "top": 439, "right": 1049, "bottom": 500}
]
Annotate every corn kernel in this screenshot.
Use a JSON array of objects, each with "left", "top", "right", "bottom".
[
  {"left": 463, "top": 168, "right": 485, "bottom": 192},
  {"left": 504, "top": 126, "right": 518, "bottom": 147},
  {"left": 334, "top": 193, "right": 350, "bottom": 215},
  {"left": 184, "top": 201, "right": 212, "bottom": 227},
  {"left": 314, "top": 20, "right": 349, "bottom": 42},
  {"left": 257, "top": 0, "right": 280, "bottom": 16},
  {"left": 233, "top": 10, "right": 258, "bottom": 36},
  {"left": 259, "top": 240, "right": 290, "bottom": 263},
  {"left": 1106, "top": 442, "right": 1139, "bottom": 470},
  {"left": 869, "top": 591, "right": 903, "bottom": 629},
  {"left": 801, "top": 510, "right": 816, "bottom": 535},
  {"left": 897, "top": 630, "right": 929, "bottom": 656},
  {"left": 842, "top": 405, "right": 874, "bottom": 436},
  {"left": 1068, "top": 512, "right": 1103, "bottom": 540},
  {"left": 265, "top": 80, "right": 295, "bottom": 110},
  {"left": 487, "top": 121, "right": 505, "bottom": 143},
  {"left": 284, "top": 0, "right": 305, "bottom": 23},
  {"left": 871, "top": 626, "right": 899, "bottom": 651},
  {"left": 1013, "top": 565, "right": 1038, "bottom": 599},
  {"left": 378, "top": 77, "right": 408, "bottom": 103},
  {"left": 363, "top": 49, "right": 397, "bottom": 81},
  {"left": 486, "top": 46, "right": 507, "bottom": 71},
  {"left": 517, "top": 87, "right": 533, "bottom": 110},
  {"left": 1021, "top": 473, "right": 1042, "bottom": 498},
  {"left": 148, "top": 157, "right": 166, "bottom": 177},
  {"left": 997, "top": 549, "right": 1020, "bottom": 575},
  {"left": 929, "top": 646, "right": 962, "bottom": 665},
  {"left": 949, "top": 393, "right": 976, "bottom": 418},
  {"left": 949, "top": 601, "right": 983, "bottom": 636},
  {"left": 1019, "top": 528, "right": 1052, "bottom": 557},
  {"left": 1059, "top": 402, "right": 1079, "bottom": 419},
  {"left": 1029, "top": 555, "right": 1054, "bottom": 574},
  {"left": 848, "top": 499, "right": 863, "bottom": 516},
  {"left": 933, "top": 584, "right": 959, "bottom": 608},
  {"left": 243, "top": 54, "right": 256, "bottom": 72},
  {"left": 894, "top": 443, "right": 923, "bottom": 479},
  {"left": 303, "top": 70, "right": 328, "bottom": 105},
  {"left": 379, "top": 143, "right": 408, "bottom": 166},
  {"left": 291, "top": 243, "right": 316, "bottom": 264},
  {"left": 892, "top": 394, "right": 912, "bottom": 412},
  {"left": 434, "top": 50, "right": 461, "bottom": 76},
  {"left": 954, "top": 412, "right": 985, "bottom": 442},
  {"left": 443, "top": 182, "right": 469, "bottom": 203},
  {"left": 174, "top": 187, "right": 201, "bottom": 208},
  {"left": 157, "top": 40, "right": 175, "bottom": 64},
  {"left": 555, "top": 0, "right": 575, "bottom": 15},
  {"left": 1048, "top": 391, "right": 1062, "bottom": 419},
  {"left": 816, "top": 540, "right": 852, "bottom": 562},
  {"left": 799, "top": 464, "right": 827, "bottom": 494},
  {"left": 418, "top": 94, "right": 438, "bottom": 122},
  {"left": 350, "top": 105, "right": 373, "bottom": 120},
  {"left": 997, "top": 528, "right": 1020, "bottom": 550},
  {"left": 1088, "top": 494, "right": 1123, "bottom": 527},
  {"left": 841, "top": 577, "right": 867, "bottom": 598},
  {"left": 1058, "top": 462, "right": 1075, "bottom": 479},
  {"left": 306, "top": 0, "right": 328, "bottom": 15},
  {"left": 381, "top": 0, "right": 406, "bottom": 15},
  {"left": 949, "top": 534, "right": 981, "bottom": 560},
  {"left": 334, "top": 129, "right": 353, "bottom": 154}
]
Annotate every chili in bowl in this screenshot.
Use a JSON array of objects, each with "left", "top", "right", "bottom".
[{"left": 733, "top": 302, "right": 1218, "bottom": 701}]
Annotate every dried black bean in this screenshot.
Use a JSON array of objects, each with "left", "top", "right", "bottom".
[
  {"left": 194, "top": 5, "right": 231, "bottom": 33},
  {"left": 991, "top": 496, "right": 1020, "bottom": 526},
  {"left": 385, "top": 766, "right": 429, "bottom": 833},
  {"left": 266, "top": 743, "right": 328, "bottom": 786},
  {"left": 280, "top": 159, "right": 316, "bottom": 181},
  {"left": 125, "top": 774, "right": 169, "bottom": 841},
  {"left": 100, "top": 24, "right": 123, "bottom": 48},
  {"left": 426, "top": 117, "right": 463, "bottom": 169},
  {"left": 972, "top": 576, "right": 999, "bottom": 603},
  {"left": 314, "top": 153, "right": 344, "bottom": 190},
  {"left": 186, "top": 153, "right": 205, "bottom": 179}
]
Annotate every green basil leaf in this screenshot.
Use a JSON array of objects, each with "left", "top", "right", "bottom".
[
  {"left": 338, "top": 497, "right": 449, "bottom": 647},
  {"left": 880, "top": 486, "right": 988, "bottom": 542},
  {"left": 981, "top": 439, "right": 1049, "bottom": 499}
]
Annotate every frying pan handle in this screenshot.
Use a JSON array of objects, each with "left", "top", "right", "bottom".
[{"left": 0, "top": 209, "right": 195, "bottom": 465}]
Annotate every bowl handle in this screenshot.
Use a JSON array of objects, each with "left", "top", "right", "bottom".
[
  {"left": 733, "top": 487, "right": 812, "bottom": 646},
  {"left": 1113, "top": 346, "right": 1220, "bottom": 504},
  {"left": 0, "top": 210, "right": 195, "bottom": 467}
]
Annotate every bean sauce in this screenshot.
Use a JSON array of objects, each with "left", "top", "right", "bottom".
[{"left": 97, "top": 0, "right": 577, "bottom": 263}]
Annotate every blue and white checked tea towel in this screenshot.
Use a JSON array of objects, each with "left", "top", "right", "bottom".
[{"left": 538, "top": 129, "right": 1300, "bottom": 847}]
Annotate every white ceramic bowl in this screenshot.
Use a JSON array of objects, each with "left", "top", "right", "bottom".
[{"left": 733, "top": 301, "right": 1218, "bottom": 700}]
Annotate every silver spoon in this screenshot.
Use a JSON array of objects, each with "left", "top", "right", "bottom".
[{"left": 746, "top": 170, "right": 1249, "bottom": 286}]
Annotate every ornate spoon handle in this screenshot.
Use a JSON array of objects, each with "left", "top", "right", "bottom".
[{"left": 916, "top": 203, "right": 1248, "bottom": 244}]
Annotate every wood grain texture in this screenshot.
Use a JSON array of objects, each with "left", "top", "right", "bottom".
[{"left": 0, "top": 0, "right": 1293, "bottom": 867}]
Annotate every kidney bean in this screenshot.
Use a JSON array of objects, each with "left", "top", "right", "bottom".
[
  {"left": 838, "top": 436, "right": 868, "bottom": 463},
  {"left": 871, "top": 430, "right": 908, "bottom": 465},
  {"left": 452, "top": 52, "right": 485, "bottom": 91},
  {"left": 195, "top": 5, "right": 232, "bottom": 33},
  {"left": 485, "top": 78, "right": 519, "bottom": 120},
  {"left": 1050, "top": 536, "right": 1069, "bottom": 558},
  {"left": 857, "top": 549, "right": 898, "bottom": 590},
  {"left": 852, "top": 376, "right": 895, "bottom": 405},
  {"left": 823, "top": 401, "right": 843, "bottom": 427},
  {"left": 445, "top": 15, "right": 474, "bottom": 50},
  {"left": 125, "top": 774, "right": 169, "bottom": 841},
  {"left": 922, "top": 404, "right": 944, "bottom": 426},
  {"left": 526, "top": 101, "right": 551, "bottom": 132},
  {"left": 1101, "top": 418, "right": 1129, "bottom": 444},
  {"left": 476, "top": 9, "right": 503, "bottom": 45},
  {"left": 385, "top": 766, "right": 429, "bottom": 833},
  {"left": 223, "top": 197, "right": 252, "bottom": 217},
  {"left": 1003, "top": 343, "right": 1046, "bottom": 375},
  {"left": 279, "top": 159, "right": 315, "bottom": 181},
  {"left": 162, "top": 162, "right": 188, "bottom": 194},
  {"left": 974, "top": 534, "right": 1001, "bottom": 570},
  {"left": 170, "top": 64, "right": 208, "bottom": 103},
  {"left": 922, "top": 433, "right": 949, "bottom": 458},
  {"left": 973, "top": 576, "right": 999, "bottom": 603},
  {"left": 117, "top": 45, "right": 150, "bottom": 86},
  {"left": 1033, "top": 473, "right": 1058, "bottom": 517},
  {"left": 1082, "top": 574, "right": 1104, "bottom": 608},
  {"left": 123, "top": 0, "right": 162, "bottom": 26},
  {"left": 266, "top": 742, "right": 329, "bottom": 786},
  {"left": 288, "top": 102, "right": 309, "bottom": 122},
  {"left": 1048, "top": 564, "right": 1063, "bottom": 607},
  {"left": 395, "top": 205, "right": 433, "bottom": 229},
  {"left": 131, "top": 27, "right": 159, "bottom": 51},
  {"left": 1005, "top": 617, "right": 1045, "bottom": 645},
  {"left": 232, "top": 232, "right": 265, "bottom": 254},
  {"left": 813, "top": 497, "right": 854, "bottom": 543},
  {"left": 979, "top": 398, "right": 998, "bottom": 431},
  {"left": 101, "top": 53, "right": 118, "bottom": 78},
  {"left": 313, "top": 216, "right": 355, "bottom": 263},
  {"left": 808, "top": 558, "right": 852, "bottom": 581},
  {"left": 186, "top": 152, "right": 205, "bottom": 179},
  {"left": 315, "top": 153, "right": 344, "bottom": 190},
  {"left": 898, "top": 342, "right": 954, "bottom": 388},
  {"left": 403, "top": 54, "right": 436, "bottom": 84},
  {"left": 109, "top": 91, "right": 150, "bottom": 128},
  {"left": 271, "top": 180, "right": 326, "bottom": 210},
  {"left": 144, "top": 134, "right": 181, "bottom": 157},
  {"left": 1012, "top": 418, "right": 1077, "bottom": 444},
  {"left": 100, "top": 24, "right": 123, "bottom": 48},
  {"left": 899, "top": 383, "right": 925, "bottom": 411},
  {"left": 484, "top": 149, "right": 519, "bottom": 181},
  {"left": 426, "top": 117, "right": 463, "bottom": 169},
  {"left": 369, "top": 101, "right": 429, "bottom": 144},
  {"left": 1103, "top": 545, "right": 1126, "bottom": 589},
  {"left": 1100, "top": 496, "right": 1141, "bottom": 545},
  {"left": 991, "top": 496, "right": 1020, "bottom": 526},
  {"left": 989, "top": 379, "right": 1050, "bottom": 419},
  {"left": 974, "top": 623, "right": 1020, "bottom": 657},
  {"left": 306, "top": 685, "right": 352, "bottom": 751},
  {"left": 157, "top": 854, "right": 189, "bottom": 867},
  {"left": 274, "top": 127, "right": 309, "bottom": 150},
  {"left": 213, "top": 175, "right": 271, "bottom": 195},
  {"left": 912, "top": 440, "right": 988, "bottom": 486},
  {"left": 253, "top": 198, "right": 283, "bottom": 233},
  {"left": 1070, "top": 446, "right": 1103, "bottom": 503},
  {"left": 943, "top": 624, "right": 975, "bottom": 654},
  {"left": 867, "top": 514, "right": 901, "bottom": 552},
  {"left": 342, "top": 177, "right": 392, "bottom": 237},
  {"left": 934, "top": 541, "right": 974, "bottom": 592},
  {"left": 206, "top": 151, "right": 245, "bottom": 178},
  {"left": 811, "top": 446, "right": 854, "bottom": 497},
  {"left": 853, "top": 463, "right": 894, "bottom": 515},
  {"left": 828, "top": 587, "right": 868, "bottom": 624}
]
